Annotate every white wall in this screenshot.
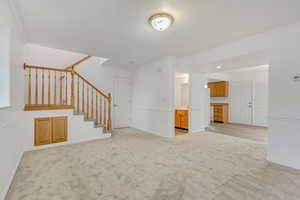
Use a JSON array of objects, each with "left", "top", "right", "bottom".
[
  {"left": 24, "top": 44, "right": 84, "bottom": 67},
  {"left": 0, "top": 26, "right": 10, "bottom": 108},
  {"left": 189, "top": 74, "right": 208, "bottom": 133},
  {"left": 268, "top": 41, "right": 300, "bottom": 169},
  {"left": 208, "top": 66, "right": 269, "bottom": 82},
  {"left": 77, "top": 58, "right": 134, "bottom": 128},
  {"left": 132, "top": 57, "right": 175, "bottom": 138},
  {"left": 175, "top": 75, "right": 189, "bottom": 108},
  {"left": 176, "top": 22, "right": 300, "bottom": 170},
  {"left": 76, "top": 57, "right": 133, "bottom": 95},
  {"left": 0, "top": 1, "right": 26, "bottom": 199}
]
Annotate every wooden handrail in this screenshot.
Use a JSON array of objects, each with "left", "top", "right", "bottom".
[
  {"left": 73, "top": 71, "right": 109, "bottom": 99},
  {"left": 24, "top": 62, "right": 112, "bottom": 132},
  {"left": 24, "top": 64, "right": 110, "bottom": 100},
  {"left": 65, "top": 56, "right": 92, "bottom": 70},
  {"left": 24, "top": 64, "right": 71, "bottom": 72}
]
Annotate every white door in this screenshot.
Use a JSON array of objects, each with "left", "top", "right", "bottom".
[
  {"left": 113, "top": 78, "right": 132, "bottom": 128},
  {"left": 230, "top": 81, "right": 253, "bottom": 125},
  {"left": 253, "top": 80, "right": 268, "bottom": 127}
]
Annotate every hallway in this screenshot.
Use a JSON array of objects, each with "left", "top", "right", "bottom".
[{"left": 6, "top": 128, "right": 300, "bottom": 200}]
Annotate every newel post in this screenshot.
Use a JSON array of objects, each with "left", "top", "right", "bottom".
[{"left": 108, "top": 93, "right": 112, "bottom": 131}]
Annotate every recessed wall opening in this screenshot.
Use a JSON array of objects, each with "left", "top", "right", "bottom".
[
  {"left": 174, "top": 73, "right": 190, "bottom": 136},
  {"left": 206, "top": 64, "right": 269, "bottom": 142}
]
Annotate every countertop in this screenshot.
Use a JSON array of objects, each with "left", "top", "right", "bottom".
[
  {"left": 175, "top": 108, "right": 189, "bottom": 110},
  {"left": 210, "top": 103, "right": 229, "bottom": 106}
]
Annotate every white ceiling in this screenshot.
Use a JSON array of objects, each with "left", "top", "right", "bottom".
[
  {"left": 203, "top": 51, "right": 270, "bottom": 74},
  {"left": 14, "top": 0, "right": 300, "bottom": 67}
]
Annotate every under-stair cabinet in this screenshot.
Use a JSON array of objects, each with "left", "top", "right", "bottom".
[{"left": 35, "top": 116, "right": 68, "bottom": 146}]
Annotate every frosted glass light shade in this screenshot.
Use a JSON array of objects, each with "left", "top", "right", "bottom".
[{"left": 148, "top": 13, "right": 174, "bottom": 31}]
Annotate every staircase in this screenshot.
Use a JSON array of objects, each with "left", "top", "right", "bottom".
[{"left": 23, "top": 60, "right": 112, "bottom": 133}]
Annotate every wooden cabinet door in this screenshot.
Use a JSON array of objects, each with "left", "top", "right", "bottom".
[
  {"left": 52, "top": 117, "right": 68, "bottom": 143},
  {"left": 218, "top": 81, "right": 229, "bottom": 97},
  {"left": 208, "top": 82, "right": 216, "bottom": 97},
  {"left": 212, "top": 105, "right": 229, "bottom": 123},
  {"left": 209, "top": 81, "right": 229, "bottom": 97},
  {"left": 175, "top": 110, "right": 189, "bottom": 129},
  {"left": 181, "top": 110, "right": 189, "bottom": 129},
  {"left": 35, "top": 118, "right": 52, "bottom": 146}
]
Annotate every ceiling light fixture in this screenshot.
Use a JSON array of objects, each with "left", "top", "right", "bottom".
[
  {"left": 148, "top": 13, "right": 174, "bottom": 31},
  {"left": 216, "top": 66, "right": 222, "bottom": 69}
]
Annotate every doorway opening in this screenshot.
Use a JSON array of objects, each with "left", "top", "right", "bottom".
[
  {"left": 174, "top": 73, "right": 189, "bottom": 136},
  {"left": 206, "top": 65, "right": 269, "bottom": 142}
]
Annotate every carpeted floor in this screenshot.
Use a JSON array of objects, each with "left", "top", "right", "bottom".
[
  {"left": 206, "top": 123, "right": 268, "bottom": 142},
  {"left": 6, "top": 128, "right": 300, "bottom": 200}
]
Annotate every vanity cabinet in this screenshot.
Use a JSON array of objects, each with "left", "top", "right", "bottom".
[{"left": 175, "top": 109, "right": 189, "bottom": 129}]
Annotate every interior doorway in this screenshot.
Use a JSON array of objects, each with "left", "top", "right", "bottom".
[
  {"left": 174, "top": 73, "right": 190, "bottom": 136},
  {"left": 206, "top": 65, "right": 269, "bottom": 141}
]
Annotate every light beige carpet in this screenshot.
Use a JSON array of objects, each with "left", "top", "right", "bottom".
[
  {"left": 6, "top": 128, "right": 300, "bottom": 200},
  {"left": 207, "top": 123, "right": 268, "bottom": 142}
]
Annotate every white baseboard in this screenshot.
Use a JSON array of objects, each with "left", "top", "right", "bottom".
[{"left": 190, "top": 128, "right": 205, "bottom": 134}]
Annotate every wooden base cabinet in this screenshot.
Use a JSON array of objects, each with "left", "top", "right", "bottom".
[
  {"left": 35, "top": 116, "right": 68, "bottom": 146},
  {"left": 34, "top": 118, "right": 52, "bottom": 146},
  {"left": 175, "top": 109, "right": 189, "bottom": 130},
  {"left": 212, "top": 104, "right": 228, "bottom": 123}
]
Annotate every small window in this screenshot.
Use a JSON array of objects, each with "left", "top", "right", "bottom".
[{"left": 0, "top": 26, "right": 10, "bottom": 108}]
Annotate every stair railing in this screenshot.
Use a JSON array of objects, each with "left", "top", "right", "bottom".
[{"left": 24, "top": 64, "right": 112, "bottom": 132}]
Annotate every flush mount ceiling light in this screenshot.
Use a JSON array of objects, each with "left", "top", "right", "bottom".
[
  {"left": 216, "top": 66, "right": 222, "bottom": 69},
  {"left": 148, "top": 13, "right": 174, "bottom": 31}
]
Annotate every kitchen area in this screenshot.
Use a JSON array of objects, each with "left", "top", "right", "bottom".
[
  {"left": 208, "top": 81, "right": 229, "bottom": 124},
  {"left": 206, "top": 65, "right": 269, "bottom": 142},
  {"left": 174, "top": 65, "right": 268, "bottom": 140},
  {"left": 174, "top": 74, "right": 231, "bottom": 136}
]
